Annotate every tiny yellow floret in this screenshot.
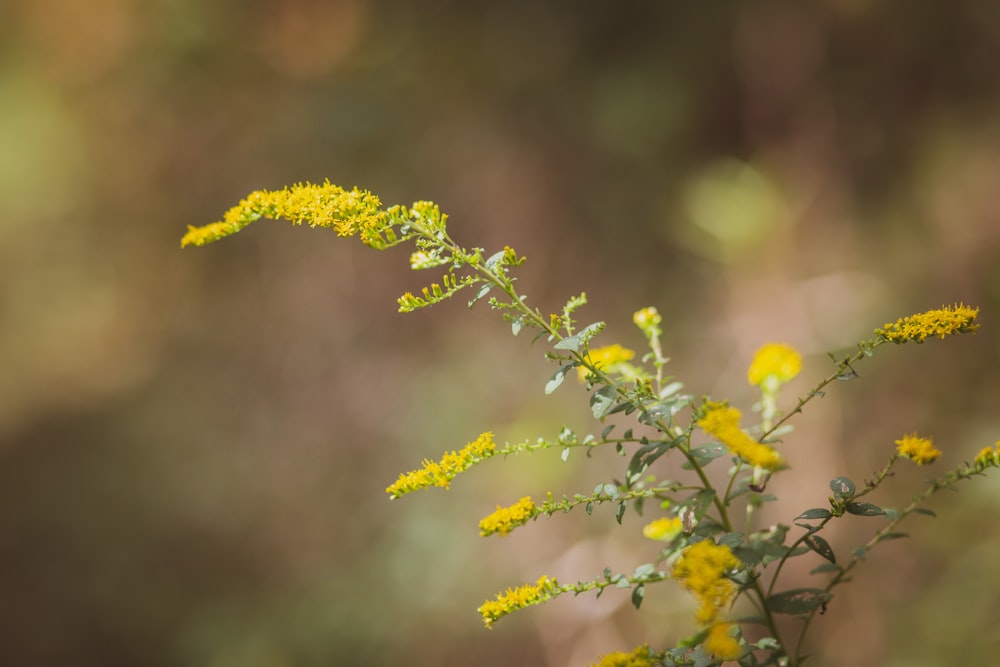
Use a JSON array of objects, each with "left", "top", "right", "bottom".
[
  {"left": 589, "top": 644, "right": 654, "bottom": 667},
  {"left": 478, "top": 575, "right": 560, "bottom": 628},
  {"left": 479, "top": 496, "right": 538, "bottom": 536},
  {"left": 704, "top": 623, "right": 742, "bottom": 661},
  {"left": 895, "top": 433, "right": 941, "bottom": 465},
  {"left": 973, "top": 441, "right": 1000, "bottom": 469},
  {"left": 633, "top": 307, "right": 662, "bottom": 330},
  {"left": 697, "top": 402, "right": 785, "bottom": 471},
  {"left": 876, "top": 303, "right": 980, "bottom": 343},
  {"left": 642, "top": 516, "right": 683, "bottom": 542},
  {"left": 748, "top": 343, "right": 802, "bottom": 387}
]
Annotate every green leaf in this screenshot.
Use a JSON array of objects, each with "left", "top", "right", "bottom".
[
  {"left": 913, "top": 508, "right": 937, "bottom": 518},
  {"left": 804, "top": 534, "right": 836, "bottom": 563},
  {"left": 796, "top": 508, "right": 832, "bottom": 520},
  {"left": 810, "top": 563, "right": 842, "bottom": 574},
  {"left": 631, "top": 584, "right": 645, "bottom": 610},
  {"left": 876, "top": 532, "right": 909, "bottom": 542},
  {"left": 545, "top": 364, "right": 574, "bottom": 394},
  {"left": 845, "top": 502, "right": 885, "bottom": 516},
  {"left": 766, "top": 588, "right": 832, "bottom": 616},
  {"left": 511, "top": 317, "right": 523, "bottom": 336},
  {"left": 829, "top": 477, "right": 855, "bottom": 498},
  {"left": 616, "top": 501, "right": 626, "bottom": 524},
  {"left": 468, "top": 283, "right": 492, "bottom": 307},
  {"left": 601, "top": 425, "right": 615, "bottom": 439},
  {"left": 560, "top": 448, "right": 570, "bottom": 462},
  {"left": 688, "top": 444, "right": 729, "bottom": 465},
  {"left": 633, "top": 563, "right": 655, "bottom": 578},
  {"left": 590, "top": 385, "right": 616, "bottom": 419}
]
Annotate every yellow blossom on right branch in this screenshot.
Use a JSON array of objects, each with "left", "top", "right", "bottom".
[
  {"left": 895, "top": 433, "right": 941, "bottom": 465},
  {"left": 876, "top": 303, "right": 979, "bottom": 343},
  {"left": 697, "top": 402, "right": 785, "bottom": 471}
]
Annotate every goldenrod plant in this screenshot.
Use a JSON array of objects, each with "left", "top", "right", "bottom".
[{"left": 183, "top": 182, "right": 995, "bottom": 667}]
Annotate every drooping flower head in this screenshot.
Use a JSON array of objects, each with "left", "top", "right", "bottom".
[
  {"left": 747, "top": 343, "right": 802, "bottom": 389},
  {"left": 479, "top": 496, "right": 539, "bottom": 536},
  {"left": 672, "top": 539, "right": 741, "bottom": 624},
  {"left": 386, "top": 432, "right": 496, "bottom": 498},
  {"left": 478, "top": 576, "right": 561, "bottom": 628},
  {"left": 697, "top": 401, "right": 785, "bottom": 471},
  {"left": 895, "top": 433, "right": 941, "bottom": 465},
  {"left": 876, "top": 303, "right": 980, "bottom": 343}
]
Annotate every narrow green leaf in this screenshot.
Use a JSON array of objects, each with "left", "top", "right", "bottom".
[
  {"left": 545, "top": 364, "right": 573, "bottom": 394},
  {"left": 631, "top": 584, "right": 645, "bottom": 610},
  {"left": 845, "top": 502, "right": 885, "bottom": 516},
  {"left": 804, "top": 534, "right": 836, "bottom": 563},
  {"left": 796, "top": 508, "right": 832, "bottom": 520},
  {"left": 876, "top": 532, "right": 909, "bottom": 542},
  {"left": 616, "top": 500, "right": 626, "bottom": 524},
  {"left": 766, "top": 588, "right": 832, "bottom": 616},
  {"left": 601, "top": 425, "right": 615, "bottom": 439},
  {"left": 633, "top": 563, "right": 655, "bottom": 578},
  {"left": 913, "top": 508, "right": 937, "bottom": 518},
  {"left": 468, "top": 283, "right": 492, "bottom": 307},
  {"left": 560, "top": 448, "right": 570, "bottom": 462},
  {"left": 810, "top": 563, "right": 842, "bottom": 574}
]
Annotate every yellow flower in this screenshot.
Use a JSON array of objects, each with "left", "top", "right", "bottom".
[
  {"left": 973, "top": 441, "right": 1000, "bottom": 469},
  {"left": 590, "top": 644, "right": 654, "bottom": 667},
  {"left": 480, "top": 496, "right": 538, "bottom": 536},
  {"left": 877, "top": 303, "right": 980, "bottom": 343},
  {"left": 672, "top": 540, "right": 741, "bottom": 625},
  {"left": 704, "top": 623, "right": 742, "bottom": 661},
  {"left": 895, "top": 433, "right": 941, "bottom": 465},
  {"left": 386, "top": 432, "right": 496, "bottom": 498},
  {"left": 478, "top": 576, "right": 560, "bottom": 628},
  {"left": 697, "top": 402, "right": 785, "bottom": 471},
  {"left": 633, "top": 307, "right": 662, "bottom": 331},
  {"left": 642, "top": 516, "right": 683, "bottom": 542},
  {"left": 577, "top": 344, "right": 636, "bottom": 382},
  {"left": 747, "top": 343, "right": 802, "bottom": 387},
  {"left": 181, "top": 181, "right": 385, "bottom": 248}
]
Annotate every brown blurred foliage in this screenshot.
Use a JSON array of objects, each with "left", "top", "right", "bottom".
[{"left": 1, "top": 1, "right": 999, "bottom": 665}]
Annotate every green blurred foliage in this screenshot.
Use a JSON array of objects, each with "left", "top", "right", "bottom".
[{"left": 1, "top": 0, "right": 999, "bottom": 665}]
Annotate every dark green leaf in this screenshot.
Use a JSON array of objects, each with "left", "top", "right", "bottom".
[
  {"left": 876, "top": 532, "right": 909, "bottom": 542},
  {"left": 631, "top": 584, "right": 645, "bottom": 610},
  {"left": 913, "top": 508, "right": 937, "bottom": 518},
  {"left": 585, "top": 501, "right": 594, "bottom": 515},
  {"left": 810, "top": 563, "right": 842, "bottom": 574},
  {"left": 616, "top": 501, "right": 626, "bottom": 524},
  {"left": 845, "top": 502, "right": 885, "bottom": 516},
  {"left": 688, "top": 444, "right": 729, "bottom": 465},
  {"left": 829, "top": 477, "right": 855, "bottom": 498},
  {"left": 796, "top": 508, "right": 832, "bottom": 520},
  {"left": 766, "top": 588, "right": 832, "bottom": 616},
  {"left": 601, "top": 425, "right": 615, "bottom": 439},
  {"left": 804, "top": 534, "right": 836, "bottom": 563}
]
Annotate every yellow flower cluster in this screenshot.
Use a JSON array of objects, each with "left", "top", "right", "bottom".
[
  {"left": 577, "top": 344, "right": 637, "bottom": 382},
  {"left": 478, "top": 576, "right": 560, "bottom": 628},
  {"left": 747, "top": 343, "right": 802, "bottom": 388},
  {"left": 672, "top": 540, "right": 741, "bottom": 624},
  {"left": 642, "top": 516, "right": 683, "bottom": 542},
  {"left": 589, "top": 644, "right": 654, "bottom": 667},
  {"left": 479, "top": 496, "right": 538, "bottom": 536},
  {"left": 876, "top": 303, "right": 980, "bottom": 343},
  {"left": 385, "top": 432, "right": 496, "bottom": 499},
  {"left": 894, "top": 433, "right": 941, "bottom": 465},
  {"left": 973, "top": 441, "right": 1000, "bottom": 469},
  {"left": 181, "top": 181, "right": 385, "bottom": 248},
  {"left": 697, "top": 402, "right": 784, "bottom": 471},
  {"left": 703, "top": 623, "right": 742, "bottom": 661}
]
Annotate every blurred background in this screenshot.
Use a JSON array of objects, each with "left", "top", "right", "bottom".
[{"left": 2, "top": 1, "right": 999, "bottom": 665}]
